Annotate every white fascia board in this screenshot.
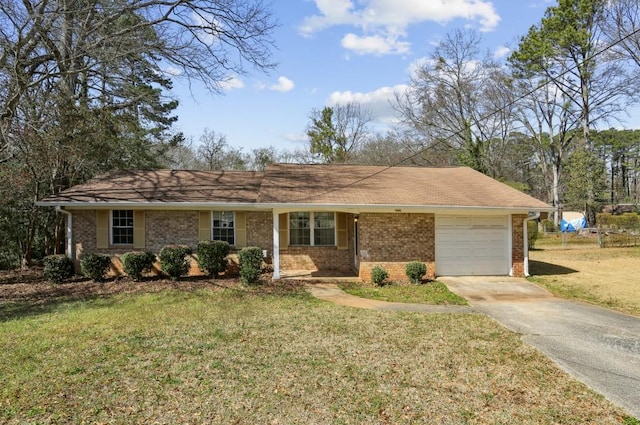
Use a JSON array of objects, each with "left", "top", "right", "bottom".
[
  {"left": 37, "top": 201, "right": 554, "bottom": 215},
  {"left": 268, "top": 203, "right": 554, "bottom": 214},
  {"left": 35, "top": 201, "right": 268, "bottom": 210}
]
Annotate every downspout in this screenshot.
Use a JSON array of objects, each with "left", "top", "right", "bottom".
[
  {"left": 56, "top": 206, "right": 73, "bottom": 260},
  {"left": 523, "top": 212, "right": 540, "bottom": 277},
  {"left": 272, "top": 210, "right": 280, "bottom": 280}
]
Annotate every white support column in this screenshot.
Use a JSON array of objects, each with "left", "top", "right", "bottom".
[
  {"left": 67, "top": 213, "right": 73, "bottom": 259},
  {"left": 56, "top": 207, "right": 73, "bottom": 259},
  {"left": 523, "top": 216, "right": 529, "bottom": 277},
  {"left": 272, "top": 210, "right": 280, "bottom": 280},
  {"left": 508, "top": 214, "right": 514, "bottom": 276}
]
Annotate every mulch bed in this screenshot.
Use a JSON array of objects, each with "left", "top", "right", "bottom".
[{"left": 0, "top": 268, "right": 305, "bottom": 311}]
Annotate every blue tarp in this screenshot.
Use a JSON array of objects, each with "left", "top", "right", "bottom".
[{"left": 561, "top": 217, "right": 587, "bottom": 232}]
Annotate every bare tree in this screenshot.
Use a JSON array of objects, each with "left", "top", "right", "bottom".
[
  {"left": 0, "top": 0, "right": 276, "bottom": 266},
  {"left": 511, "top": 70, "right": 581, "bottom": 225},
  {"left": 0, "top": 0, "right": 277, "bottom": 162},
  {"left": 196, "top": 129, "right": 247, "bottom": 170},
  {"left": 602, "top": 0, "right": 640, "bottom": 68},
  {"left": 395, "top": 29, "right": 514, "bottom": 173},
  {"left": 306, "top": 102, "right": 373, "bottom": 163},
  {"left": 509, "top": 0, "right": 639, "bottom": 224}
]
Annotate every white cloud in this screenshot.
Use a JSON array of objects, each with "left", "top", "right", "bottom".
[
  {"left": 341, "top": 33, "right": 410, "bottom": 55},
  {"left": 162, "top": 66, "right": 182, "bottom": 77},
  {"left": 191, "top": 11, "right": 223, "bottom": 46},
  {"left": 493, "top": 45, "right": 511, "bottom": 59},
  {"left": 266, "top": 76, "right": 295, "bottom": 92},
  {"left": 328, "top": 84, "right": 409, "bottom": 124},
  {"left": 299, "top": 0, "right": 500, "bottom": 55},
  {"left": 219, "top": 76, "right": 244, "bottom": 91}
]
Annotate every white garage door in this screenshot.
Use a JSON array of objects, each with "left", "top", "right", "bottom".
[{"left": 435, "top": 216, "right": 509, "bottom": 276}]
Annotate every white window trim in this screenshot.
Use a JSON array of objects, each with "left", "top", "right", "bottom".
[
  {"left": 110, "top": 209, "right": 134, "bottom": 245},
  {"left": 211, "top": 210, "right": 236, "bottom": 245},
  {"left": 289, "top": 212, "right": 337, "bottom": 247}
]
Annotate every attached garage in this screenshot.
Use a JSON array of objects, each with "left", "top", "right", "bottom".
[{"left": 435, "top": 215, "right": 510, "bottom": 276}]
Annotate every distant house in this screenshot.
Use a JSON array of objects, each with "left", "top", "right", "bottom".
[{"left": 37, "top": 164, "right": 553, "bottom": 280}]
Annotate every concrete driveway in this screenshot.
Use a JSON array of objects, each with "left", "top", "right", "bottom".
[{"left": 440, "top": 276, "right": 640, "bottom": 420}]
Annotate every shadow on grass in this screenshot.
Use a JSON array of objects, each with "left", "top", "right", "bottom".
[
  {"left": 529, "top": 260, "right": 578, "bottom": 276},
  {"left": 0, "top": 275, "right": 310, "bottom": 322},
  {"left": 0, "top": 276, "right": 218, "bottom": 323}
]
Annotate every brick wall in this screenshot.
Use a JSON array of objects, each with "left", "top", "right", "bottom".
[
  {"left": 357, "top": 213, "right": 436, "bottom": 281},
  {"left": 246, "top": 211, "right": 273, "bottom": 251},
  {"left": 71, "top": 209, "right": 527, "bottom": 279},
  {"left": 280, "top": 246, "right": 354, "bottom": 272},
  {"left": 511, "top": 214, "right": 527, "bottom": 277},
  {"left": 146, "top": 210, "right": 199, "bottom": 252}
]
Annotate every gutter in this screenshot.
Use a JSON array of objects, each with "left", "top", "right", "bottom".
[
  {"left": 523, "top": 212, "right": 541, "bottom": 277},
  {"left": 37, "top": 201, "right": 554, "bottom": 215},
  {"left": 56, "top": 206, "right": 73, "bottom": 260}
]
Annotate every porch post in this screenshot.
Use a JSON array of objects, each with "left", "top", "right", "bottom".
[
  {"left": 523, "top": 216, "right": 529, "bottom": 277},
  {"left": 272, "top": 210, "right": 280, "bottom": 280}
]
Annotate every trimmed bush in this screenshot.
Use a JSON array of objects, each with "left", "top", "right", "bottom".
[
  {"left": 405, "top": 261, "right": 427, "bottom": 284},
  {"left": 238, "top": 246, "right": 263, "bottom": 284},
  {"left": 597, "top": 212, "right": 640, "bottom": 230},
  {"left": 197, "top": 240, "right": 230, "bottom": 278},
  {"left": 371, "top": 265, "right": 389, "bottom": 286},
  {"left": 158, "top": 245, "right": 192, "bottom": 280},
  {"left": 122, "top": 251, "right": 156, "bottom": 281},
  {"left": 528, "top": 220, "right": 539, "bottom": 250},
  {"left": 81, "top": 253, "right": 112, "bottom": 282},
  {"left": 43, "top": 255, "right": 75, "bottom": 283}
]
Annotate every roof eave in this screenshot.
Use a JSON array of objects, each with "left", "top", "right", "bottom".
[{"left": 37, "top": 200, "right": 554, "bottom": 214}]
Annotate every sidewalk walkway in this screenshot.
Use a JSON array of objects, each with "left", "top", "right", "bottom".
[{"left": 305, "top": 283, "right": 477, "bottom": 314}]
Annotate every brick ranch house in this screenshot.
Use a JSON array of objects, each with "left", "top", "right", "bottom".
[{"left": 37, "top": 164, "right": 553, "bottom": 281}]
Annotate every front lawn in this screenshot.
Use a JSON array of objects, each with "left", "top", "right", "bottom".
[
  {"left": 339, "top": 280, "right": 468, "bottom": 305},
  {"left": 529, "top": 244, "right": 640, "bottom": 316},
  {"left": 0, "top": 280, "right": 630, "bottom": 424}
]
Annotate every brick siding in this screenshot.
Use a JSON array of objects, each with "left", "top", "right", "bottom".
[
  {"left": 511, "top": 214, "right": 527, "bottom": 277},
  {"left": 146, "top": 210, "right": 199, "bottom": 252},
  {"left": 357, "top": 213, "right": 436, "bottom": 282},
  {"left": 71, "top": 209, "right": 527, "bottom": 279},
  {"left": 246, "top": 211, "right": 273, "bottom": 251}
]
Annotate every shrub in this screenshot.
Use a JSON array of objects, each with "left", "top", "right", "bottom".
[
  {"left": 197, "top": 240, "right": 230, "bottom": 278},
  {"left": 238, "top": 246, "right": 263, "bottom": 284},
  {"left": 122, "top": 251, "right": 156, "bottom": 281},
  {"left": 541, "top": 219, "right": 557, "bottom": 233},
  {"left": 405, "top": 261, "right": 427, "bottom": 284},
  {"left": 80, "top": 253, "right": 112, "bottom": 282},
  {"left": 43, "top": 255, "right": 75, "bottom": 283},
  {"left": 158, "top": 245, "right": 192, "bottom": 280},
  {"left": 597, "top": 212, "right": 640, "bottom": 230},
  {"left": 371, "top": 265, "right": 389, "bottom": 286},
  {"left": 528, "top": 220, "right": 539, "bottom": 250}
]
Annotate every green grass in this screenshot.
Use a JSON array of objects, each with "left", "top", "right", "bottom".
[
  {"left": 0, "top": 285, "right": 631, "bottom": 424},
  {"left": 528, "top": 276, "right": 624, "bottom": 310},
  {"left": 339, "top": 280, "right": 468, "bottom": 305}
]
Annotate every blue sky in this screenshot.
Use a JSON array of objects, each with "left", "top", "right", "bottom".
[{"left": 168, "top": 0, "right": 615, "bottom": 153}]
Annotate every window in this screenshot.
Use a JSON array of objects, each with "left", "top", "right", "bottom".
[
  {"left": 289, "top": 212, "right": 335, "bottom": 246},
  {"left": 289, "top": 212, "right": 311, "bottom": 246},
  {"left": 212, "top": 211, "right": 235, "bottom": 245},
  {"left": 112, "top": 210, "right": 134, "bottom": 245}
]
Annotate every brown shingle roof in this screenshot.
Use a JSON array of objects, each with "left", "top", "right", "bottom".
[
  {"left": 258, "top": 164, "right": 550, "bottom": 209},
  {"left": 39, "top": 165, "right": 551, "bottom": 210},
  {"left": 40, "top": 169, "right": 263, "bottom": 204}
]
